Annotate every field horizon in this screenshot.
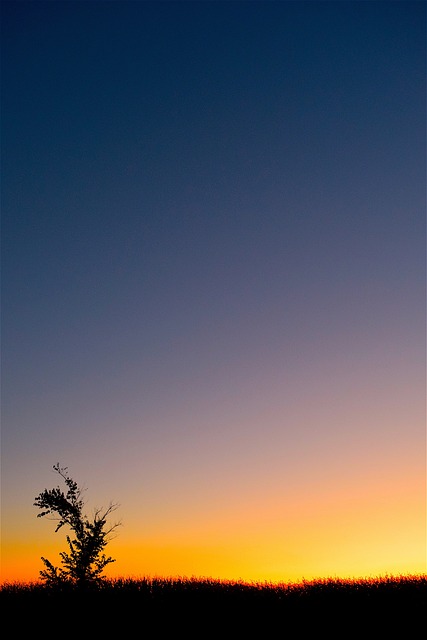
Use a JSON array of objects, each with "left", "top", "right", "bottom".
[
  {"left": 2, "top": 572, "right": 425, "bottom": 633},
  {"left": 1, "top": 570, "right": 426, "bottom": 590}
]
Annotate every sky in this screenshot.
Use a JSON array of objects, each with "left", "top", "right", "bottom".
[{"left": 1, "top": 0, "right": 425, "bottom": 584}]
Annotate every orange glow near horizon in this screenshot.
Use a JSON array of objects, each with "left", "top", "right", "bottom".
[
  {"left": 3, "top": 0, "right": 426, "bottom": 597},
  {"left": 2, "top": 464, "right": 425, "bottom": 585}
]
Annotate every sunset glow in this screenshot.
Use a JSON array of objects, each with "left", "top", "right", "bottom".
[{"left": 2, "top": 1, "right": 425, "bottom": 586}]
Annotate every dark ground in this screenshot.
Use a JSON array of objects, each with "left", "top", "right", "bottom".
[{"left": 2, "top": 576, "right": 425, "bottom": 635}]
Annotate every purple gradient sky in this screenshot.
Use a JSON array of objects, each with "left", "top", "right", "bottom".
[{"left": 2, "top": 1, "right": 425, "bottom": 581}]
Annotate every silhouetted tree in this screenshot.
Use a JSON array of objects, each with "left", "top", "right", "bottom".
[{"left": 34, "top": 463, "right": 120, "bottom": 588}]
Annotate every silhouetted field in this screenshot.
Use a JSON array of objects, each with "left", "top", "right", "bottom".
[{"left": 1, "top": 574, "right": 425, "bottom": 634}]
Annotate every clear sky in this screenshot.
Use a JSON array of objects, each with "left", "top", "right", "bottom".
[{"left": 1, "top": 0, "right": 425, "bottom": 583}]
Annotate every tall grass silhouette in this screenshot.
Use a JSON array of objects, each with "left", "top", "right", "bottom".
[{"left": 2, "top": 573, "right": 425, "bottom": 634}]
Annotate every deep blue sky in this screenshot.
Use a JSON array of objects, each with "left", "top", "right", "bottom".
[{"left": 2, "top": 1, "right": 426, "bottom": 581}]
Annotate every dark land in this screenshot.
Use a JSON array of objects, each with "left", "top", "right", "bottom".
[
  {"left": 1, "top": 574, "right": 425, "bottom": 634},
  {"left": 0, "top": 575, "right": 427, "bottom": 638}
]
